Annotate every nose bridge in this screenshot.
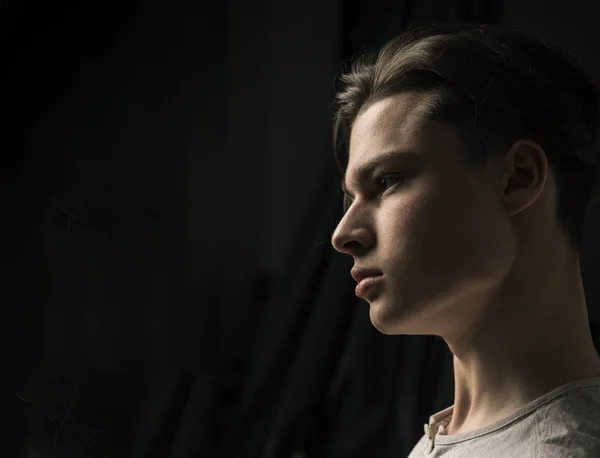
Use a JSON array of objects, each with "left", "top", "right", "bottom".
[{"left": 331, "top": 200, "right": 372, "bottom": 252}]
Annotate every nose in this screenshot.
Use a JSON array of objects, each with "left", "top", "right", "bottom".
[{"left": 331, "top": 207, "right": 375, "bottom": 256}]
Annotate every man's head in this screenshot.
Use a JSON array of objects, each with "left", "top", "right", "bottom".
[{"left": 331, "top": 25, "right": 600, "bottom": 336}]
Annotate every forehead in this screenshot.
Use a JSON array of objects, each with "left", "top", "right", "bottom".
[
  {"left": 343, "top": 92, "right": 470, "bottom": 194},
  {"left": 349, "top": 92, "right": 436, "bottom": 166}
]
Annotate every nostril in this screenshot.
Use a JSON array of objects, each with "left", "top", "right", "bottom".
[{"left": 343, "top": 240, "right": 363, "bottom": 251}]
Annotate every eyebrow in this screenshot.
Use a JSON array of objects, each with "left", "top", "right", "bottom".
[{"left": 341, "top": 150, "right": 421, "bottom": 196}]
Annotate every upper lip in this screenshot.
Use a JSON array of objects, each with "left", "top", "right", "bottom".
[{"left": 351, "top": 266, "right": 383, "bottom": 283}]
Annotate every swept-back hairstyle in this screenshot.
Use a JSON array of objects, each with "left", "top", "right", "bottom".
[{"left": 334, "top": 24, "right": 600, "bottom": 249}]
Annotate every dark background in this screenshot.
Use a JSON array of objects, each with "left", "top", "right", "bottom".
[{"left": 3, "top": 0, "right": 600, "bottom": 457}]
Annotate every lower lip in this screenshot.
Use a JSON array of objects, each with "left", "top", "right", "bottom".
[{"left": 355, "top": 275, "right": 383, "bottom": 298}]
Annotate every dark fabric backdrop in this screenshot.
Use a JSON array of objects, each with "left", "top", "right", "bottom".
[
  {"left": 9, "top": 2, "right": 600, "bottom": 458},
  {"left": 2, "top": 2, "right": 138, "bottom": 456},
  {"left": 129, "top": 2, "right": 503, "bottom": 458}
]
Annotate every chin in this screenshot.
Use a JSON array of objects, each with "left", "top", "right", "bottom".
[
  {"left": 368, "top": 298, "right": 429, "bottom": 335},
  {"left": 371, "top": 319, "right": 430, "bottom": 336},
  {"left": 368, "top": 302, "right": 404, "bottom": 335},
  {"left": 370, "top": 318, "right": 406, "bottom": 335}
]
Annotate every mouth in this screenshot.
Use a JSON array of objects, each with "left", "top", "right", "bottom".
[{"left": 355, "top": 274, "right": 384, "bottom": 299}]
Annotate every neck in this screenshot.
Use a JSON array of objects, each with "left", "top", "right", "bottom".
[{"left": 444, "top": 242, "right": 600, "bottom": 435}]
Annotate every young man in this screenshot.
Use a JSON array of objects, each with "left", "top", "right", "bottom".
[{"left": 331, "top": 25, "right": 600, "bottom": 457}]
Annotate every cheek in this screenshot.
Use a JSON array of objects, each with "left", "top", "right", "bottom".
[
  {"left": 439, "top": 189, "right": 515, "bottom": 282},
  {"left": 376, "top": 195, "right": 431, "bottom": 267},
  {"left": 378, "top": 183, "right": 514, "bottom": 283},
  {"left": 377, "top": 197, "right": 418, "bottom": 238}
]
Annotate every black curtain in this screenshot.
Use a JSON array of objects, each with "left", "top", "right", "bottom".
[
  {"left": 2, "top": 2, "right": 137, "bottom": 456},
  {"left": 341, "top": 0, "right": 501, "bottom": 58},
  {"left": 130, "top": 2, "right": 503, "bottom": 458},
  {"left": 223, "top": 2, "right": 502, "bottom": 457}
]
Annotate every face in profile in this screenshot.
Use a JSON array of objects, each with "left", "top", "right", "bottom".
[{"left": 331, "top": 92, "right": 517, "bottom": 337}]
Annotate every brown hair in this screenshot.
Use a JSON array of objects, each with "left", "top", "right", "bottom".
[{"left": 333, "top": 24, "right": 600, "bottom": 249}]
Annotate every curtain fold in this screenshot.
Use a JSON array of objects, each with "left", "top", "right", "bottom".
[{"left": 130, "top": 2, "right": 504, "bottom": 457}]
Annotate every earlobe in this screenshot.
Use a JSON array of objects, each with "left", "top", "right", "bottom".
[{"left": 502, "top": 140, "right": 548, "bottom": 215}]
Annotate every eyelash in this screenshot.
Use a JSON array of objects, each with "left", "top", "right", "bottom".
[
  {"left": 377, "top": 175, "right": 404, "bottom": 192},
  {"left": 343, "top": 174, "right": 406, "bottom": 212},
  {"left": 378, "top": 173, "right": 414, "bottom": 196}
]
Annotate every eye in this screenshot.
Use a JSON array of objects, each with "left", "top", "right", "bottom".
[{"left": 377, "top": 175, "right": 405, "bottom": 192}]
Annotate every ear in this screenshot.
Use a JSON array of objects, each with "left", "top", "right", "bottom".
[{"left": 502, "top": 139, "right": 549, "bottom": 215}]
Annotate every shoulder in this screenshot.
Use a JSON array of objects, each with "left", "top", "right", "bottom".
[{"left": 531, "top": 383, "right": 600, "bottom": 457}]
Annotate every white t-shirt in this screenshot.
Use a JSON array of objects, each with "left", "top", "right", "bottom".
[{"left": 407, "top": 377, "right": 600, "bottom": 457}]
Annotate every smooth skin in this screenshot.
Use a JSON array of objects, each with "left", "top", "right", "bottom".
[{"left": 331, "top": 92, "right": 600, "bottom": 435}]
